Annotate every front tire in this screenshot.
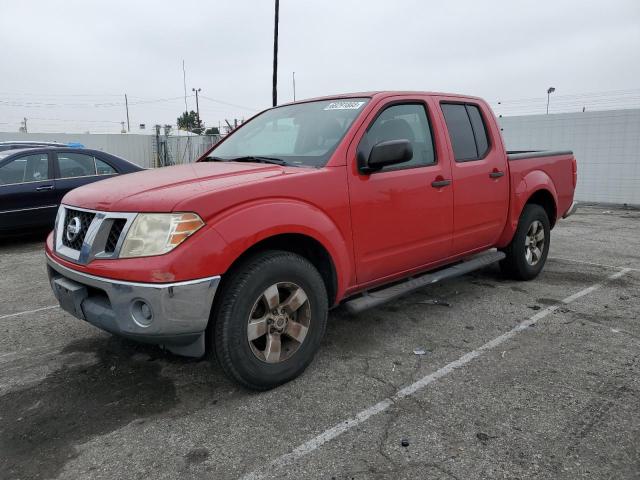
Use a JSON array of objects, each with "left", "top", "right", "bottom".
[
  {"left": 211, "top": 250, "right": 328, "bottom": 390},
  {"left": 500, "top": 204, "right": 551, "bottom": 280}
]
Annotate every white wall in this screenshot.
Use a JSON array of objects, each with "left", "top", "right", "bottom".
[
  {"left": 4, "top": 111, "right": 639, "bottom": 205},
  {"left": 499, "top": 109, "right": 640, "bottom": 205},
  {"left": 0, "top": 132, "right": 220, "bottom": 168}
]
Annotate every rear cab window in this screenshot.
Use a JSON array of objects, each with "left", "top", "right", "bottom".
[{"left": 441, "top": 103, "right": 490, "bottom": 161}]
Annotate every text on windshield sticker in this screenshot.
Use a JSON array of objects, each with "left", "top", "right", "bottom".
[{"left": 324, "top": 101, "right": 366, "bottom": 111}]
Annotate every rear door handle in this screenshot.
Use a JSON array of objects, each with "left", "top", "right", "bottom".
[
  {"left": 489, "top": 171, "right": 505, "bottom": 179},
  {"left": 431, "top": 179, "right": 452, "bottom": 188},
  {"left": 35, "top": 185, "right": 54, "bottom": 191}
]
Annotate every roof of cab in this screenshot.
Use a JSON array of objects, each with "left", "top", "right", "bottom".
[{"left": 280, "top": 90, "right": 484, "bottom": 106}]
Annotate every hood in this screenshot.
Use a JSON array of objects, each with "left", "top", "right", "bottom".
[{"left": 63, "top": 162, "right": 294, "bottom": 212}]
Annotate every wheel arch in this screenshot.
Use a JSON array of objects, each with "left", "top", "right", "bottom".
[
  {"left": 219, "top": 232, "right": 339, "bottom": 307},
  {"left": 525, "top": 189, "right": 557, "bottom": 228},
  {"left": 496, "top": 169, "right": 559, "bottom": 248},
  {"left": 208, "top": 199, "right": 354, "bottom": 307}
]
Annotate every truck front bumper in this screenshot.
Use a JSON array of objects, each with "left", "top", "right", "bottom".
[{"left": 46, "top": 254, "right": 220, "bottom": 357}]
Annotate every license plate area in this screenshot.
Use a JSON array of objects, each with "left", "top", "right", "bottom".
[{"left": 53, "top": 277, "right": 88, "bottom": 320}]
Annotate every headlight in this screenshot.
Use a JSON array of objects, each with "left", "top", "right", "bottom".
[{"left": 119, "top": 212, "right": 204, "bottom": 258}]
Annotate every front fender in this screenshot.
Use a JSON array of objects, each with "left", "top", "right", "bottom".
[
  {"left": 209, "top": 199, "right": 354, "bottom": 300},
  {"left": 496, "top": 170, "right": 558, "bottom": 248}
]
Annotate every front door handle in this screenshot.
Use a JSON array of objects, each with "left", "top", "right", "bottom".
[
  {"left": 431, "top": 179, "right": 452, "bottom": 188},
  {"left": 489, "top": 171, "right": 505, "bottom": 179},
  {"left": 35, "top": 185, "right": 54, "bottom": 191}
]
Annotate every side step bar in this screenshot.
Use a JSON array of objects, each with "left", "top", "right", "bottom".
[{"left": 343, "top": 251, "right": 506, "bottom": 314}]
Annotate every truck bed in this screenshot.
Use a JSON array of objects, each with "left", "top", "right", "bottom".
[
  {"left": 507, "top": 150, "right": 573, "bottom": 161},
  {"left": 506, "top": 150, "right": 576, "bottom": 222}
]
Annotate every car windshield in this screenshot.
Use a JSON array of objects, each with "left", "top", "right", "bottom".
[{"left": 206, "top": 98, "right": 370, "bottom": 167}]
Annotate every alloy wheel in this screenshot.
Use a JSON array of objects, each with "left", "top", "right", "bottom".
[
  {"left": 524, "top": 220, "right": 545, "bottom": 266},
  {"left": 246, "top": 282, "right": 311, "bottom": 363}
]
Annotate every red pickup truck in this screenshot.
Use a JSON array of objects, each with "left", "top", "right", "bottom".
[{"left": 46, "top": 91, "right": 577, "bottom": 389}]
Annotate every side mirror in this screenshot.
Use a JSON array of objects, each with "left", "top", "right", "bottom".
[{"left": 358, "top": 139, "right": 413, "bottom": 173}]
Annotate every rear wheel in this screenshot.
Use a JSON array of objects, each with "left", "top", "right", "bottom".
[
  {"left": 211, "top": 250, "right": 328, "bottom": 390},
  {"left": 500, "top": 204, "right": 551, "bottom": 280}
]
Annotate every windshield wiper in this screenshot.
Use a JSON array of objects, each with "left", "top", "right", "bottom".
[{"left": 228, "top": 156, "right": 291, "bottom": 166}]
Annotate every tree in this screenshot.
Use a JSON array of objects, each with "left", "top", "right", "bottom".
[{"left": 177, "top": 110, "right": 203, "bottom": 134}]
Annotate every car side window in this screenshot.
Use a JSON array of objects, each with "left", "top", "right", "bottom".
[
  {"left": 441, "top": 103, "right": 490, "bottom": 161},
  {"left": 466, "top": 105, "right": 489, "bottom": 157},
  {"left": 359, "top": 103, "right": 435, "bottom": 172},
  {"left": 95, "top": 158, "right": 116, "bottom": 175},
  {"left": 57, "top": 153, "right": 97, "bottom": 178},
  {"left": 0, "top": 153, "right": 49, "bottom": 185}
]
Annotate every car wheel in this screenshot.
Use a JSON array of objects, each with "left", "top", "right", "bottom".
[
  {"left": 211, "top": 250, "right": 328, "bottom": 390},
  {"left": 500, "top": 204, "right": 551, "bottom": 280}
]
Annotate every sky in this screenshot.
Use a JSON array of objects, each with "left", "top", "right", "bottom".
[{"left": 1, "top": 0, "right": 639, "bottom": 133}]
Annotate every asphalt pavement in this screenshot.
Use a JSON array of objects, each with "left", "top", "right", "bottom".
[{"left": 0, "top": 206, "right": 638, "bottom": 480}]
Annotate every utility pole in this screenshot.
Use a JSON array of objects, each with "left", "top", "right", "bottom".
[
  {"left": 546, "top": 86, "right": 555, "bottom": 114},
  {"left": 182, "top": 60, "right": 188, "bottom": 115},
  {"left": 124, "top": 94, "right": 130, "bottom": 132},
  {"left": 292, "top": 71, "right": 296, "bottom": 101},
  {"left": 272, "top": 0, "right": 279, "bottom": 107},
  {"left": 192, "top": 88, "right": 201, "bottom": 130}
]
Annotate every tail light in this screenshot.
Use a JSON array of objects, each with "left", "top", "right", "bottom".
[{"left": 571, "top": 157, "right": 577, "bottom": 188}]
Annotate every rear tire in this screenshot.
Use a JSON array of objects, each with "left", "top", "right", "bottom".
[
  {"left": 211, "top": 250, "right": 328, "bottom": 390},
  {"left": 500, "top": 204, "right": 550, "bottom": 280}
]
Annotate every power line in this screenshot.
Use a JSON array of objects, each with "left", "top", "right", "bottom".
[{"left": 198, "top": 95, "right": 258, "bottom": 111}]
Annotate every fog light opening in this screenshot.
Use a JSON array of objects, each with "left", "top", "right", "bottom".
[{"left": 131, "top": 299, "right": 154, "bottom": 327}]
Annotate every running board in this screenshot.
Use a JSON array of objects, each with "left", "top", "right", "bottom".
[{"left": 343, "top": 251, "right": 506, "bottom": 314}]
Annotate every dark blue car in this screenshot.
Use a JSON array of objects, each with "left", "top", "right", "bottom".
[{"left": 0, "top": 147, "right": 142, "bottom": 234}]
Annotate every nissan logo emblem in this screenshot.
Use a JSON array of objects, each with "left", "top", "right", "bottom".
[{"left": 66, "top": 217, "right": 82, "bottom": 242}]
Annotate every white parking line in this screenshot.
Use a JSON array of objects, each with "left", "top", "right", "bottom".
[
  {"left": 550, "top": 256, "right": 640, "bottom": 272},
  {"left": 0, "top": 305, "right": 59, "bottom": 321},
  {"left": 240, "top": 267, "right": 632, "bottom": 480}
]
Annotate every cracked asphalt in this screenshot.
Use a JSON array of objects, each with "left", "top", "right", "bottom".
[{"left": 1, "top": 205, "right": 639, "bottom": 480}]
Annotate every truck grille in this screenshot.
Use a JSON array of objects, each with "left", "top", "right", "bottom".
[
  {"left": 55, "top": 206, "right": 137, "bottom": 264},
  {"left": 61, "top": 209, "right": 96, "bottom": 250},
  {"left": 105, "top": 219, "right": 127, "bottom": 253}
]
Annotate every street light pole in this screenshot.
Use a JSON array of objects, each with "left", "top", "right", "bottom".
[
  {"left": 272, "top": 0, "right": 279, "bottom": 107},
  {"left": 546, "top": 86, "right": 555, "bottom": 114},
  {"left": 292, "top": 71, "right": 296, "bottom": 101},
  {"left": 192, "top": 87, "right": 201, "bottom": 129}
]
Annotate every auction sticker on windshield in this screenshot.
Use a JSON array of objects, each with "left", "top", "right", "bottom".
[{"left": 324, "top": 101, "right": 366, "bottom": 110}]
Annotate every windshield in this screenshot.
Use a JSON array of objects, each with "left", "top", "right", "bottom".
[{"left": 207, "top": 98, "right": 370, "bottom": 167}]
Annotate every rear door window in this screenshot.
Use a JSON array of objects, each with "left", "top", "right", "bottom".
[
  {"left": 57, "top": 153, "right": 97, "bottom": 178},
  {"left": 441, "top": 103, "right": 491, "bottom": 161},
  {"left": 466, "top": 105, "right": 489, "bottom": 158},
  {"left": 0, "top": 153, "right": 49, "bottom": 185},
  {"left": 441, "top": 104, "right": 477, "bottom": 161}
]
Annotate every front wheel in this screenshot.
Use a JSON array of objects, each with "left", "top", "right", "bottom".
[
  {"left": 211, "top": 250, "right": 328, "bottom": 390},
  {"left": 500, "top": 204, "right": 551, "bottom": 280}
]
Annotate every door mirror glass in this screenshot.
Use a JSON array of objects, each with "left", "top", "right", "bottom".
[{"left": 364, "top": 139, "right": 413, "bottom": 172}]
